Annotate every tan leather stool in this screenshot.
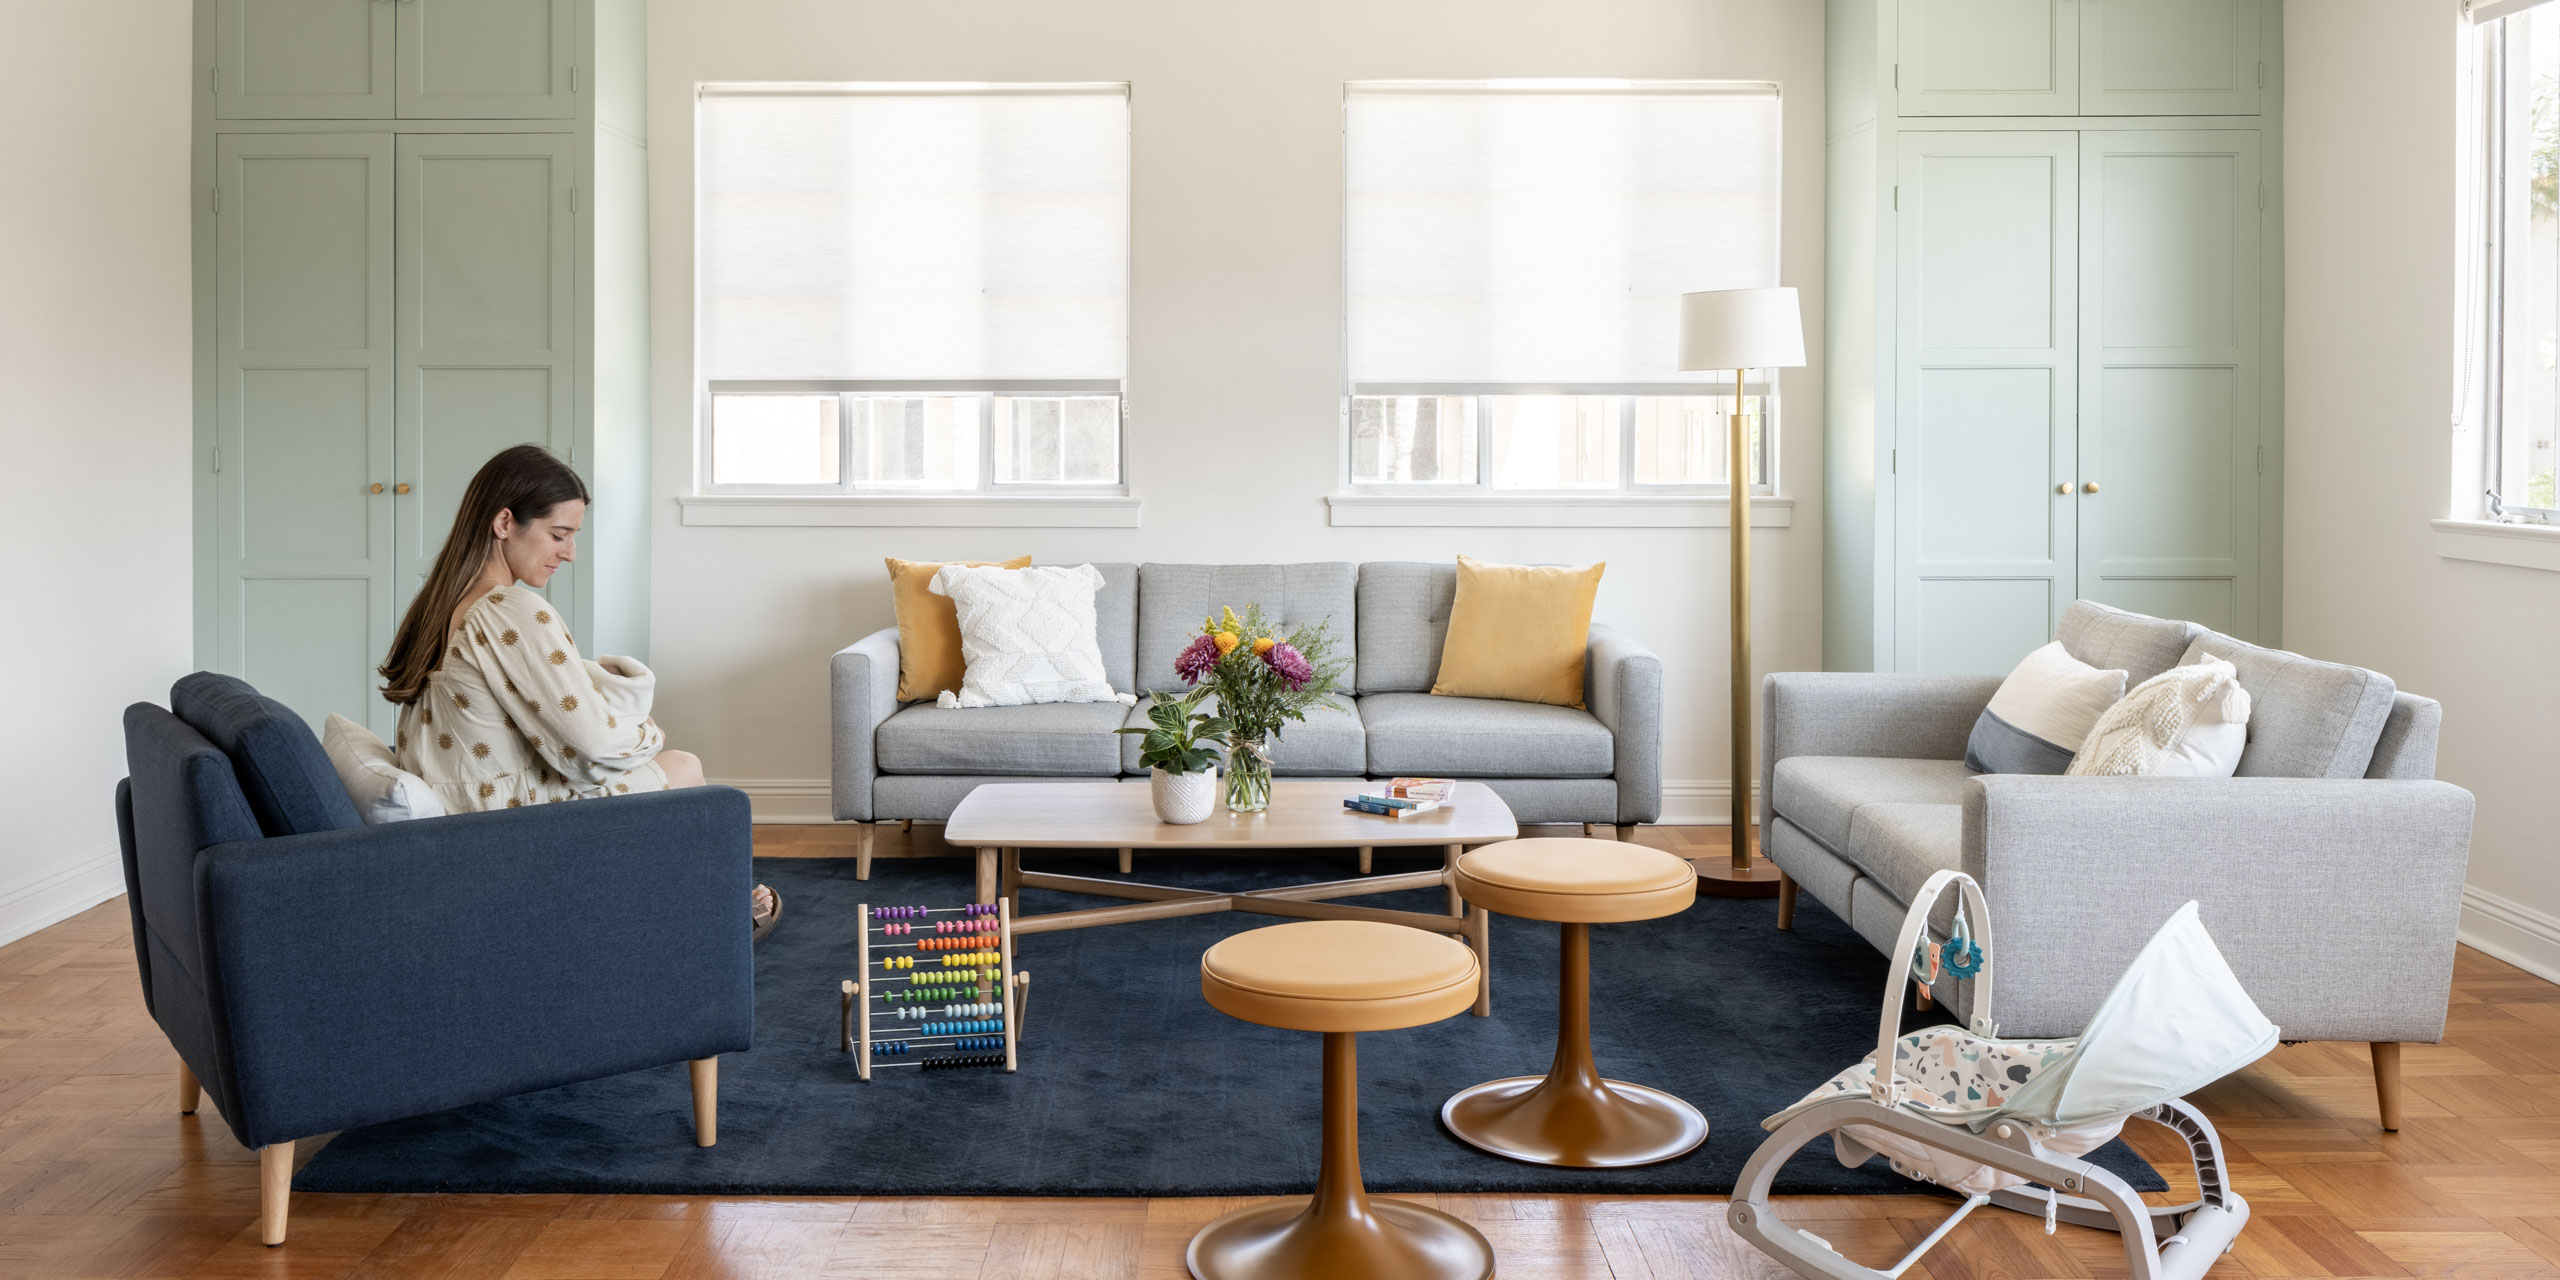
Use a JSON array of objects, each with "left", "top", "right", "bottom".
[
  {"left": 1190, "top": 920, "right": 1491, "bottom": 1280},
  {"left": 1443, "top": 838, "right": 1706, "bottom": 1167}
]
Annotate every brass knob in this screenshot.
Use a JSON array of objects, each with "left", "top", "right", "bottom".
[
  {"left": 2083, "top": 481, "right": 2100, "bottom": 494},
  {"left": 2056, "top": 483, "right": 2071, "bottom": 495},
  {"left": 395, "top": 483, "right": 411, "bottom": 494},
  {"left": 370, "top": 482, "right": 384, "bottom": 494}
]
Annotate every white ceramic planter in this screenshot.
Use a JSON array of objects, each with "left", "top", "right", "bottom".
[{"left": 1150, "top": 765, "right": 1219, "bottom": 825}]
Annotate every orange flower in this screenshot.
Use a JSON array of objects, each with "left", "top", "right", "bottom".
[
  {"left": 1252, "top": 636, "right": 1276, "bottom": 656},
  {"left": 1213, "top": 632, "right": 1241, "bottom": 655}
]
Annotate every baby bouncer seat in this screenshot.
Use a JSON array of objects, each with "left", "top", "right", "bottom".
[{"left": 1731, "top": 870, "right": 2278, "bottom": 1280}]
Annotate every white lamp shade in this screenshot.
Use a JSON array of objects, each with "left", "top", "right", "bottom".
[{"left": 1678, "top": 286, "right": 1805, "bottom": 371}]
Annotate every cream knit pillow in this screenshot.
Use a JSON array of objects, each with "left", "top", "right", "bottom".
[
  {"left": 2067, "top": 657, "right": 2252, "bottom": 778},
  {"left": 930, "top": 563, "right": 1135, "bottom": 709}
]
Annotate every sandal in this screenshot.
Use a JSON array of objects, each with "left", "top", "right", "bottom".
[{"left": 751, "top": 884, "right": 782, "bottom": 944}]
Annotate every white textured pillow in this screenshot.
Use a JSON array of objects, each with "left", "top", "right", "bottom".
[
  {"left": 930, "top": 563, "right": 1135, "bottom": 710},
  {"left": 321, "top": 713, "right": 446, "bottom": 823},
  {"left": 2068, "top": 657, "right": 2252, "bottom": 778},
  {"left": 1964, "top": 641, "right": 2129, "bottom": 774}
]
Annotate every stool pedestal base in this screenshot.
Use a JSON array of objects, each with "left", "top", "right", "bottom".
[
  {"left": 1441, "top": 921, "right": 1708, "bottom": 1168},
  {"left": 1189, "top": 1031, "right": 1492, "bottom": 1280}
]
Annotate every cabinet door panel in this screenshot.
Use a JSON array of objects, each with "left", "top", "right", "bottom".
[
  {"left": 1899, "top": 0, "right": 2077, "bottom": 116},
  {"left": 1894, "top": 133, "right": 2079, "bottom": 673},
  {"left": 215, "top": 134, "right": 398, "bottom": 736},
  {"left": 2082, "top": 0, "right": 2263, "bottom": 116},
  {"left": 394, "top": 135, "right": 576, "bottom": 608},
  {"left": 397, "top": 0, "right": 576, "bottom": 119},
  {"left": 216, "top": 0, "right": 393, "bottom": 119},
  {"left": 2077, "top": 131, "right": 2260, "bottom": 640}
]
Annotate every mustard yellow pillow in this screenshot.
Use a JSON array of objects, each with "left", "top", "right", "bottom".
[
  {"left": 887, "top": 556, "right": 1033, "bottom": 703},
  {"left": 1429, "top": 556, "right": 1605, "bottom": 709}
]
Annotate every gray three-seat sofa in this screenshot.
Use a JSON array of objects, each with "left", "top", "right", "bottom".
[{"left": 831, "top": 561, "right": 1661, "bottom": 840}]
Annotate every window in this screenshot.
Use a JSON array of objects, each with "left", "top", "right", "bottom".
[
  {"left": 1343, "top": 81, "right": 1783, "bottom": 495},
  {"left": 695, "top": 84, "right": 1130, "bottom": 494},
  {"left": 2478, "top": 7, "right": 2560, "bottom": 521}
]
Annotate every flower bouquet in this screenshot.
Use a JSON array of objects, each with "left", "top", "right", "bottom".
[{"left": 1174, "top": 605, "right": 1350, "bottom": 812}]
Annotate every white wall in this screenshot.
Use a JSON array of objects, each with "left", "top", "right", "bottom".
[
  {"left": 643, "top": 0, "right": 1829, "bottom": 821},
  {"left": 0, "top": 2, "right": 196, "bottom": 942},
  {"left": 2286, "top": 0, "right": 2560, "bottom": 980}
]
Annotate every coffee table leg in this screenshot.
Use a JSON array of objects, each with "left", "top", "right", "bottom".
[
  {"left": 1000, "top": 847, "right": 1022, "bottom": 915},
  {"left": 1444, "top": 844, "right": 1465, "bottom": 917},
  {"left": 975, "top": 848, "right": 999, "bottom": 904}
]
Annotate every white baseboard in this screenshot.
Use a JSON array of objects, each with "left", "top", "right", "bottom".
[
  {"left": 724, "top": 778, "right": 1750, "bottom": 827},
  {"left": 2459, "top": 882, "right": 2560, "bottom": 985},
  {"left": 0, "top": 848, "right": 127, "bottom": 948}
]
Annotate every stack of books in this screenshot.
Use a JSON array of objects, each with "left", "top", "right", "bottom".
[{"left": 1343, "top": 777, "right": 1456, "bottom": 818}]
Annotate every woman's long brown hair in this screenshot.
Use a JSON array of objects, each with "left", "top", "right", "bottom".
[{"left": 378, "top": 445, "right": 591, "bottom": 705}]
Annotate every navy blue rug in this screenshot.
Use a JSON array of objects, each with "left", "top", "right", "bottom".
[{"left": 295, "top": 852, "right": 2162, "bottom": 1197}]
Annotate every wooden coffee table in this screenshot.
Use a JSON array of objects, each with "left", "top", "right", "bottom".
[{"left": 943, "top": 780, "right": 1520, "bottom": 1015}]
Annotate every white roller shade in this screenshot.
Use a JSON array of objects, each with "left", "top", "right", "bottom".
[
  {"left": 1346, "top": 82, "right": 1781, "bottom": 387},
  {"left": 698, "top": 84, "right": 1129, "bottom": 382}
]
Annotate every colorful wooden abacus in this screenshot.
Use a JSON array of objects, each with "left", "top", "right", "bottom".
[{"left": 840, "top": 899, "right": 1029, "bottom": 1080}]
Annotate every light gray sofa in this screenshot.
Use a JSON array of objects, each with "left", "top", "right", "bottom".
[
  {"left": 831, "top": 560, "right": 1661, "bottom": 836},
  {"left": 1761, "top": 600, "right": 2474, "bottom": 1132}
]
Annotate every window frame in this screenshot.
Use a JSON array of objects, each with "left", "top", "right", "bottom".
[
  {"left": 1338, "top": 379, "right": 1780, "bottom": 497},
  {"left": 698, "top": 379, "right": 1128, "bottom": 498},
  {"left": 691, "top": 81, "right": 1132, "bottom": 500},
  {"left": 2479, "top": 10, "right": 2560, "bottom": 524}
]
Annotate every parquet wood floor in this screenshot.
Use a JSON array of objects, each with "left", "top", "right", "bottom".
[{"left": 4, "top": 822, "right": 2553, "bottom": 1278}]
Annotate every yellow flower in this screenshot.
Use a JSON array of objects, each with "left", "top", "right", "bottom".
[
  {"left": 1204, "top": 613, "right": 1220, "bottom": 634},
  {"left": 1252, "top": 636, "right": 1276, "bottom": 656},
  {"left": 1214, "top": 632, "right": 1240, "bottom": 655},
  {"left": 1219, "top": 606, "right": 1242, "bottom": 633}
]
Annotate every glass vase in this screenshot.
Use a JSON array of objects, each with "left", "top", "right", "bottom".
[{"left": 1224, "top": 734, "right": 1272, "bottom": 813}]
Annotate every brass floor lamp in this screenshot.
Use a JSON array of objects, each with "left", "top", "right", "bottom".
[{"left": 1678, "top": 287, "right": 1803, "bottom": 897}]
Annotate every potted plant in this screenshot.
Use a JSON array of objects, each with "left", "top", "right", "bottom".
[{"left": 1117, "top": 688, "right": 1226, "bottom": 824}]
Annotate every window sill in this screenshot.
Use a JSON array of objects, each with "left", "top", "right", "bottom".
[
  {"left": 678, "top": 493, "right": 1142, "bottom": 528},
  {"left": 2432, "top": 518, "right": 2560, "bottom": 573},
  {"left": 1325, "top": 492, "right": 1794, "bottom": 528}
]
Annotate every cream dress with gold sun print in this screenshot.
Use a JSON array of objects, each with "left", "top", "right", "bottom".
[{"left": 394, "top": 587, "right": 670, "bottom": 811}]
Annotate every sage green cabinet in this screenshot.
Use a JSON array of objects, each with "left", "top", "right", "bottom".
[
  {"left": 196, "top": 0, "right": 650, "bottom": 735},
  {"left": 1828, "top": 0, "right": 2280, "bottom": 676},
  {"left": 393, "top": 134, "right": 576, "bottom": 599},
  {"left": 212, "top": 133, "right": 400, "bottom": 734},
  {"left": 1893, "top": 132, "right": 2081, "bottom": 674},
  {"left": 1897, "top": 0, "right": 2266, "bottom": 118},
  {"left": 215, "top": 0, "right": 575, "bottom": 121},
  {"left": 2075, "top": 130, "right": 2261, "bottom": 635}
]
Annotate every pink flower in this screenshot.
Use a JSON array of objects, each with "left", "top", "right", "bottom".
[
  {"left": 1263, "top": 642, "right": 1314, "bottom": 690},
  {"left": 1175, "top": 634, "right": 1219, "bottom": 684}
]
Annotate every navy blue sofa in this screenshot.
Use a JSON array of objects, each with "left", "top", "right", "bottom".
[{"left": 118, "top": 673, "right": 755, "bottom": 1245}]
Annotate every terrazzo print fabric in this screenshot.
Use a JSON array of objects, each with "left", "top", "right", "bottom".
[{"left": 1765, "top": 1025, "right": 2123, "bottom": 1195}]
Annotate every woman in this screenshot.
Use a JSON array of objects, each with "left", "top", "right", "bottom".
[{"left": 378, "top": 444, "right": 778, "bottom": 936}]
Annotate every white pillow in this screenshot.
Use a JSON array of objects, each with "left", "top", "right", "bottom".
[
  {"left": 2068, "top": 657, "right": 2252, "bottom": 778},
  {"left": 321, "top": 713, "right": 447, "bottom": 823},
  {"left": 1963, "top": 641, "right": 2128, "bottom": 774},
  {"left": 930, "top": 563, "right": 1136, "bottom": 710}
]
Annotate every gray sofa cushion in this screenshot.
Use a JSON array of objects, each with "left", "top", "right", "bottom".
[
  {"left": 2056, "top": 600, "right": 2203, "bottom": 686},
  {"left": 2180, "top": 632, "right": 2397, "bottom": 778},
  {"left": 1082, "top": 562, "right": 1140, "bottom": 696},
  {"left": 876, "top": 702, "right": 1129, "bottom": 777},
  {"left": 1135, "top": 563, "right": 1357, "bottom": 694},
  {"left": 874, "top": 773, "right": 1140, "bottom": 823},
  {"left": 1770, "top": 756, "right": 1975, "bottom": 850},
  {"left": 2366, "top": 692, "right": 2442, "bottom": 780},
  {"left": 1359, "top": 692, "right": 1613, "bottom": 778},
  {"left": 1844, "top": 802, "right": 1963, "bottom": 907},
  {"left": 1121, "top": 693, "right": 1365, "bottom": 777},
  {"left": 1354, "top": 562, "right": 1458, "bottom": 694}
]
